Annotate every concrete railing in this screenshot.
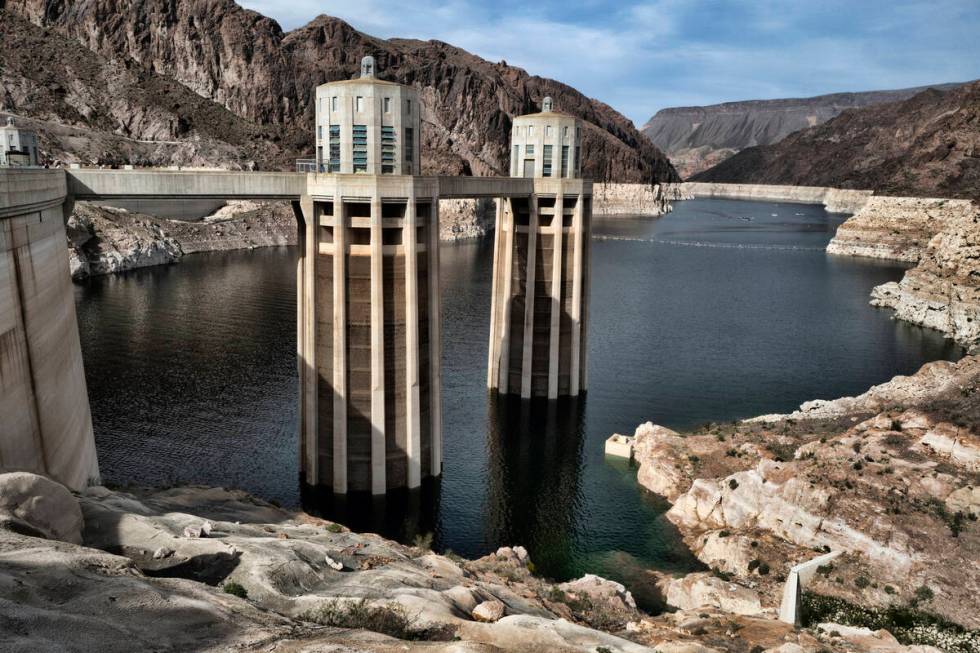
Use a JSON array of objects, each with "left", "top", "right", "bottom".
[
  {"left": 779, "top": 550, "right": 842, "bottom": 625},
  {"left": 0, "top": 168, "right": 67, "bottom": 219},
  {"left": 66, "top": 169, "right": 309, "bottom": 201}
]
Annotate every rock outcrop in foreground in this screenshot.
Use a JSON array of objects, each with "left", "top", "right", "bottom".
[
  {"left": 4, "top": 471, "right": 963, "bottom": 652},
  {"left": 625, "top": 353, "right": 980, "bottom": 650}
]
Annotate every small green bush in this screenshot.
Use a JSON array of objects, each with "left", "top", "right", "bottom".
[
  {"left": 913, "top": 585, "right": 934, "bottom": 604},
  {"left": 325, "top": 523, "right": 343, "bottom": 533},
  {"left": 728, "top": 479, "right": 739, "bottom": 490},
  {"left": 855, "top": 576, "right": 871, "bottom": 589},
  {"left": 302, "top": 599, "right": 445, "bottom": 640},
  {"left": 223, "top": 582, "right": 248, "bottom": 599},
  {"left": 413, "top": 532, "right": 433, "bottom": 551}
]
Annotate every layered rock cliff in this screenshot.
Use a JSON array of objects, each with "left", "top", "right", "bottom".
[
  {"left": 869, "top": 204, "right": 980, "bottom": 348},
  {"left": 826, "top": 197, "right": 976, "bottom": 262},
  {"left": 624, "top": 353, "right": 980, "bottom": 642},
  {"left": 1, "top": 1, "right": 678, "bottom": 183},
  {"left": 692, "top": 82, "right": 980, "bottom": 202},
  {"left": 642, "top": 85, "right": 960, "bottom": 179},
  {"left": 67, "top": 202, "right": 297, "bottom": 278}
]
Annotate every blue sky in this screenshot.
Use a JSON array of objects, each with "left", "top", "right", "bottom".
[{"left": 240, "top": 0, "right": 980, "bottom": 126}]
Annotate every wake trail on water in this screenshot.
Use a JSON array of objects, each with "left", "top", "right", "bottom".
[{"left": 592, "top": 235, "right": 826, "bottom": 252}]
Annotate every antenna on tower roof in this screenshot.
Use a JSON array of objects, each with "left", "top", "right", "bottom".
[{"left": 361, "top": 56, "right": 376, "bottom": 79}]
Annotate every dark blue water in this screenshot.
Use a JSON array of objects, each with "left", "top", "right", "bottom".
[{"left": 74, "top": 199, "right": 961, "bottom": 599}]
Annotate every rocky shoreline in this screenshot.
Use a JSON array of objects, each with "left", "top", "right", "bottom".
[
  {"left": 9, "top": 465, "right": 975, "bottom": 653},
  {"left": 619, "top": 352, "right": 980, "bottom": 650},
  {"left": 67, "top": 198, "right": 499, "bottom": 280},
  {"left": 593, "top": 183, "right": 690, "bottom": 216}
]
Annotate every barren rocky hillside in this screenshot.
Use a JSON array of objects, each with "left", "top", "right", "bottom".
[
  {"left": 691, "top": 82, "right": 980, "bottom": 201},
  {"left": 643, "top": 85, "right": 960, "bottom": 178},
  {"left": 0, "top": 0, "right": 678, "bottom": 182}
]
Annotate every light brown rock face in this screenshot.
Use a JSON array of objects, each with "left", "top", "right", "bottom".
[
  {"left": 66, "top": 201, "right": 297, "bottom": 278},
  {"left": 663, "top": 573, "right": 764, "bottom": 616},
  {"left": 0, "top": 472, "right": 84, "bottom": 544},
  {"left": 592, "top": 184, "right": 683, "bottom": 217},
  {"left": 630, "top": 354, "right": 980, "bottom": 631},
  {"left": 868, "top": 204, "right": 980, "bottom": 348},
  {"left": 827, "top": 197, "right": 976, "bottom": 263},
  {"left": 4, "top": 0, "right": 678, "bottom": 183}
]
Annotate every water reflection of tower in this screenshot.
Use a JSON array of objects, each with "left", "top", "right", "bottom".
[{"left": 484, "top": 395, "right": 587, "bottom": 579}]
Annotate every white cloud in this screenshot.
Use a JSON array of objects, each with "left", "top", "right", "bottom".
[{"left": 240, "top": 0, "right": 980, "bottom": 125}]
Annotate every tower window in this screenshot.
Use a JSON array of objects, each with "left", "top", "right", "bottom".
[
  {"left": 406, "top": 99, "right": 412, "bottom": 113},
  {"left": 546, "top": 125, "right": 553, "bottom": 138},
  {"left": 329, "top": 125, "right": 341, "bottom": 172},
  {"left": 543, "top": 145, "right": 553, "bottom": 177},
  {"left": 355, "top": 96, "right": 364, "bottom": 112},
  {"left": 352, "top": 124, "right": 368, "bottom": 172},
  {"left": 331, "top": 96, "right": 338, "bottom": 112},
  {"left": 561, "top": 145, "right": 569, "bottom": 177},
  {"left": 384, "top": 97, "right": 391, "bottom": 113},
  {"left": 525, "top": 144, "right": 534, "bottom": 156},
  {"left": 381, "top": 125, "right": 396, "bottom": 174},
  {"left": 404, "top": 127, "right": 414, "bottom": 174}
]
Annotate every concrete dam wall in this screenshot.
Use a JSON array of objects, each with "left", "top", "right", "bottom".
[{"left": 0, "top": 169, "right": 99, "bottom": 490}]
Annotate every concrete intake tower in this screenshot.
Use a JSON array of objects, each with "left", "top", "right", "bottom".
[
  {"left": 487, "top": 97, "right": 592, "bottom": 398},
  {"left": 298, "top": 57, "right": 441, "bottom": 495}
]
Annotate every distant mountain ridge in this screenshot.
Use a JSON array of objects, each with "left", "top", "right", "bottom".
[
  {"left": 643, "top": 84, "right": 963, "bottom": 178},
  {"left": 0, "top": 0, "right": 678, "bottom": 182},
  {"left": 691, "top": 81, "right": 980, "bottom": 201}
]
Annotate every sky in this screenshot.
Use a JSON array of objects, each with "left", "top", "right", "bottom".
[{"left": 240, "top": 0, "right": 980, "bottom": 126}]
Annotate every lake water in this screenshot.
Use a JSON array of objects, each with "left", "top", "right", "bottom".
[{"left": 74, "top": 199, "right": 961, "bottom": 602}]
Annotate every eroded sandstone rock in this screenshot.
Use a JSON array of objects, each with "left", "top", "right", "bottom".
[{"left": 0, "top": 472, "right": 83, "bottom": 544}]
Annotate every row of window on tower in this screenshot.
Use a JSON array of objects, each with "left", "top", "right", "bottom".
[
  {"left": 314, "top": 125, "right": 415, "bottom": 174},
  {"left": 514, "top": 124, "right": 581, "bottom": 141},
  {"left": 511, "top": 144, "right": 579, "bottom": 178},
  {"left": 321, "top": 96, "right": 413, "bottom": 115}
]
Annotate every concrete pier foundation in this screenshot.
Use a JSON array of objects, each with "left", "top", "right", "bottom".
[
  {"left": 487, "top": 180, "right": 592, "bottom": 399},
  {"left": 298, "top": 175, "right": 442, "bottom": 494}
]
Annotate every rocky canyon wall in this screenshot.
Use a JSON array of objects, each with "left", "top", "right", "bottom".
[
  {"left": 592, "top": 183, "right": 690, "bottom": 216},
  {"left": 682, "top": 182, "right": 873, "bottom": 214}
]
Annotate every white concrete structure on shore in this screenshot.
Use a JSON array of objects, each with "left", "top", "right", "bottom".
[
  {"left": 779, "top": 550, "right": 842, "bottom": 626},
  {"left": 0, "top": 118, "right": 39, "bottom": 167},
  {"left": 488, "top": 98, "right": 592, "bottom": 399}
]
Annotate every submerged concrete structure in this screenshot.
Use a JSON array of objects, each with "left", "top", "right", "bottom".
[
  {"left": 298, "top": 58, "right": 441, "bottom": 494},
  {"left": 487, "top": 97, "right": 592, "bottom": 398},
  {"left": 0, "top": 74, "right": 593, "bottom": 495}
]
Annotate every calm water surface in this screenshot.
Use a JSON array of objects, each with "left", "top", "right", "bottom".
[{"left": 75, "top": 199, "right": 961, "bottom": 602}]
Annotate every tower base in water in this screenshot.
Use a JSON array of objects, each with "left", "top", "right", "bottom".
[
  {"left": 297, "top": 175, "right": 442, "bottom": 495},
  {"left": 487, "top": 178, "right": 592, "bottom": 399}
]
